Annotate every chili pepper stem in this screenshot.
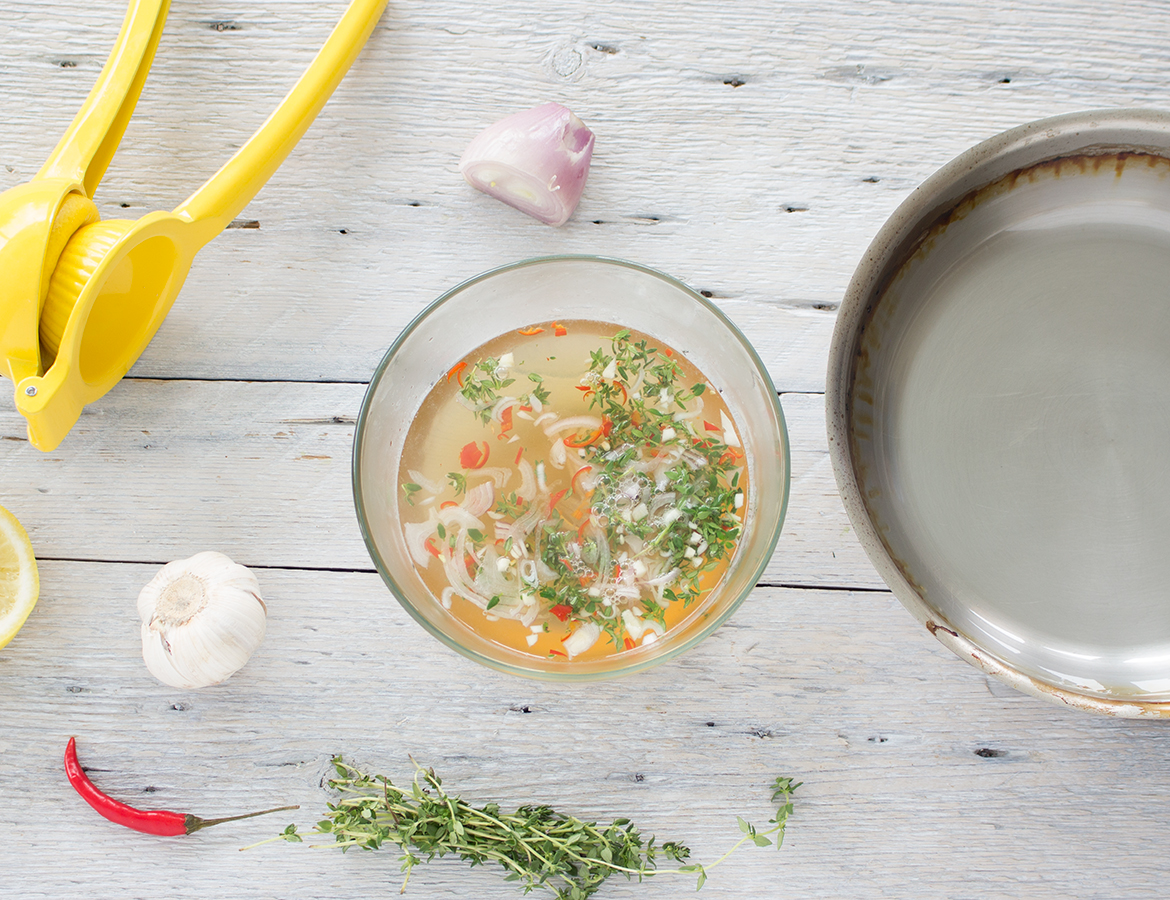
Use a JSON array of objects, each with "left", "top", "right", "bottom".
[{"left": 187, "top": 805, "right": 301, "bottom": 833}]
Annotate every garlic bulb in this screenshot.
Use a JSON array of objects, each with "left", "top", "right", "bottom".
[{"left": 138, "top": 551, "right": 266, "bottom": 689}]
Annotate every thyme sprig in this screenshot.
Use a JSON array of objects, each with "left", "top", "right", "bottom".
[
  {"left": 459, "top": 357, "right": 549, "bottom": 423},
  {"left": 274, "top": 758, "right": 798, "bottom": 899}
]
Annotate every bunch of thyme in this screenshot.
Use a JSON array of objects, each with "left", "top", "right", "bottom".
[{"left": 271, "top": 758, "right": 798, "bottom": 899}]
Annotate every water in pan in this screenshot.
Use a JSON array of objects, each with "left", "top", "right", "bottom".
[{"left": 854, "top": 153, "right": 1170, "bottom": 700}]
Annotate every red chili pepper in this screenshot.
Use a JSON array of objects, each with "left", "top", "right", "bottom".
[
  {"left": 601, "top": 414, "right": 613, "bottom": 437},
  {"left": 623, "top": 636, "right": 636, "bottom": 651},
  {"left": 553, "top": 322, "right": 568, "bottom": 337},
  {"left": 459, "top": 440, "right": 490, "bottom": 469},
  {"left": 548, "top": 648, "right": 568, "bottom": 658},
  {"left": 500, "top": 406, "right": 514, "bottom": 433},
  {"left": 425, "top": 536, "right": 442, "bottom": 558},
  {"left": 550, "top": 604, "right": 572, "bottom": 621},
  {"left": 439, "top": 500, "right": 458, "bottom": 509},
  {"left": 518, "top": 326, "right": 544, "bottom": 335},
  {"left": 703, "top": 420, "right": 721, "bottom": 432},
  {"left": 514, "top": 446, "right": 524, "bottom": 465},
  {"left": 64, "top": 738, "right": 296, "bottom": 836}
]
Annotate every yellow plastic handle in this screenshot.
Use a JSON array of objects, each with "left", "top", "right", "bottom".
[
  {"left": 37, "top": 0, "right": 170, "bottom": 197},
  {"left": 175, "top": 0, "right": 388, "bottom": 240}
]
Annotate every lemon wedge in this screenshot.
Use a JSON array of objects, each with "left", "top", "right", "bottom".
[{"left": 0, "top": 504, "right": 38, "bottom": 650}]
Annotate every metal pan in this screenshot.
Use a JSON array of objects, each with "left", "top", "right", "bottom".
[{"left": 828, "top": 109, "right": 1170, "bottom": 716}]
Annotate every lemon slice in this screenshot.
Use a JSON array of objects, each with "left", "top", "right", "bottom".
[{"left": 0, "top": 504, "right": 38, "bottom": 650}]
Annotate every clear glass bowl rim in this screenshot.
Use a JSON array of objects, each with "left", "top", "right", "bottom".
[{"left": 352, "top": 253, "right": 790, "bottom": 680}]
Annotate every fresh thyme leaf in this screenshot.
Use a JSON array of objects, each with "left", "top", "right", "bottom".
[{"left": 285, "top": 759, "right": 799, "bottom": 898}]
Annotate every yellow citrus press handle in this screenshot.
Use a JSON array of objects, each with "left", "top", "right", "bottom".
[
  {"left": 175, "top": 0, "right": 388, "bottom": 240},
  {"left": 37, "top": 0, "right": 169, "bottom": 196}
]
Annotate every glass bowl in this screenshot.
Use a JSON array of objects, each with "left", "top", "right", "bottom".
[{"left": 353, "top": 256, "right": 789, "bottom": 680}]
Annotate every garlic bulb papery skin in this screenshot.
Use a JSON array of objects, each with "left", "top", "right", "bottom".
[
  {"left": 458, "top": 103, "right": 595, "bottom": 226},
  {"left": 138, "top": 551, "right": 267, "bottom": 689}
]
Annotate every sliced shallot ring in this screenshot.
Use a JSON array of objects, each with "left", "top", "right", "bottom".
[
  {"left": 543, "top": 415, "right": 602, "bottom": 437},
  {"left": 644, "top": 567, "right": 681, "bottom": 588},
  {"left": 439, "top": 505, "right": 485, "bottom": 531},
  {"left": 464, "top": 480, "right": 495, "bottom": 518},
  {"left": 472, "top": 466, "right": 511, "bottom": 488},
  {"left": 404, "top": 519, "right": 439, "bottom": 567},
  {"left": 517, "top": 458, "right": 537, "bottom": 503},
  {"left": 407, "top": 469, "right": 443, "bottom": 495},
  {"left": 549, "top": 438, "right": 568, "bottom": 469}
]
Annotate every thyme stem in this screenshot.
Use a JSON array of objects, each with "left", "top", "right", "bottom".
[{"left": 276, "top": 757, "right": 798, "bottom": 898}]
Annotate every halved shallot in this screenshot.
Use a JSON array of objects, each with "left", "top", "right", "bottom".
[{"left": 458, "top": 103, "right": 595, "bottom": 227}]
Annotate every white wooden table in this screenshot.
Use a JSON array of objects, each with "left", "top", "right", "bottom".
[{"left": 3, "top": 1, "right": 1169, "bottom": 897}]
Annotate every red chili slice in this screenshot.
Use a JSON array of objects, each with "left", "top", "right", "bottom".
[
  {"left": 704, "top": 420, "right": 721, "bottom": 432},
  {"left": 623, "top": 636, "right": 636, "bottom": 651},
  {"left": 446, "top": 361, "right": 468, "bottom": 385},
  {"left": 518, "top": 326, "right": 544, "bottom": 335},
  {"left": 425, "top": 537, "right": 442, "bottom": 558},
  {"left": 550, "top": 604, "right": 572, "bottom": 621},
  {"left": 553, "top": 323, "right": 568, "bottom": 336},
  {"left": 546, "top": 488, "right": 568, "bottom": 518},
  {"left": 563, "top": 426, "right": 604, "bottom": 449},
  {"left": 570, "top": 465, "right": 592, "bottom": 495},
  {"left": 459, "top": 440, "right": 490, "bottom": 469}
]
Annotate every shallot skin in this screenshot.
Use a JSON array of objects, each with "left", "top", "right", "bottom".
[{"left": 459, "top": 103, "right": 595, "bottom": 227}]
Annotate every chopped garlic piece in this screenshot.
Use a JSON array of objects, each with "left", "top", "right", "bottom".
[{"left": 622, "top": 609, "right": 646, "bottom": 640}]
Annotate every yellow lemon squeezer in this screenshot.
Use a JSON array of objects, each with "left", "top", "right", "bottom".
[{"left": 0, "top": 0, "right": 387, "bottom": 451}]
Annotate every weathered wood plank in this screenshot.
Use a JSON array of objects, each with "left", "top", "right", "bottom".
[
  {"left": 0, "top": 380, "right": 881, "bottom": 588},
  {"left": 4, "top": 563, "right": 1168, "bottom": 899},
  {"left": 3, "top": 1, "right": 1169, "bottom": 390}
]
